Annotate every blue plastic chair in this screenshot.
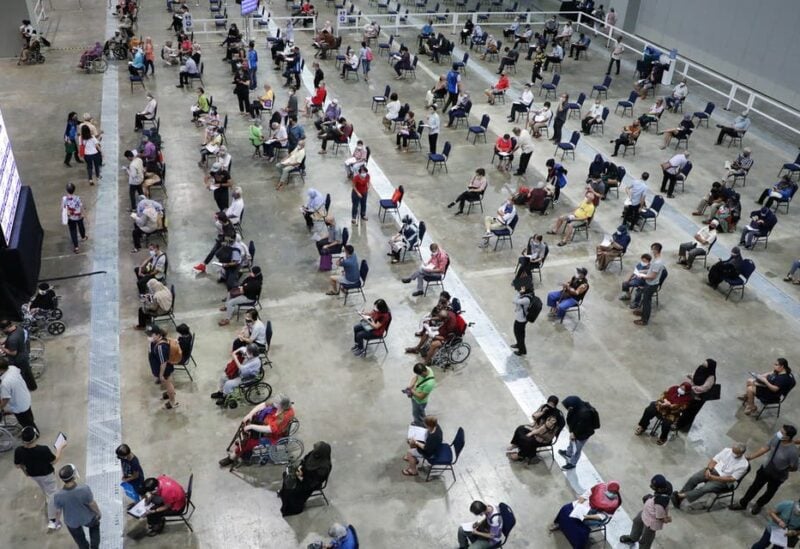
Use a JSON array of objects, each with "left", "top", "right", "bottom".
[
  {"left": 566, "top": 92, "right": 586, "bottom": 119},
  {"left": 378, "top": 35, "right": 394, "bottom": 56},
  {"left": 427, "top": 142, "right": 451, "bottom": 173},
  {"left": 778, "top": 152, "right": 800, "bottom": 179},
  {"left": 615, "top": 90, "right": 638, "bottom": 116},
  {"left": 488, "top": 503, "right": 516, "bottom": 548},
  {"left": 539, "top": 73, "right": 561, "bottom": 99},
  {"left": 491, "top": 214, "right": 519, "bottom": 250},
  {"left": 453, "top": 52, "right": 469, "bottom": 74},
  {"left": 371, "top": 84, "right": 390, "bottom": 112},
  {"left": 637, "top": 195, "right": 665, "bottom": 230},
  {"left": 451, "top": 101, "right": 472, "bottom": 128},
  {"left": 554, "top": 131, "right": 581, "bottom": 161},
  {"left": 591, "top": 75, "right": 612, "bottom": 99},
  {"left": 590, "top": 107, "right": 610, "bottom": 135},
  {"left": 721, "top": 259, "right": 756, "bottom": 301},
  {"left": 692, "top": 102, "right": 715, "bottom": 128},
  {"left": 467, "top": 114, "right": 490, "bottom": 144},
  {"left": 378, "top": 186, "right": 404, "bottom": 221},
  {"left": 424, "top": 427, "right": 465, "bottom": 482}
]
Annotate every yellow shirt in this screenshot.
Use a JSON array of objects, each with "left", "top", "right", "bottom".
[{"left": 573, "top": 200, "right": 595, "bottom": 220}]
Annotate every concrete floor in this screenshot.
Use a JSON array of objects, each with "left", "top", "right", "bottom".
[{"left": 1, "top": 1, "right": 799, "bottom": 548}]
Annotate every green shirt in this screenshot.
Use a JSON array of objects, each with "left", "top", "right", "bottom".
[
  {"left": 249, "top": 125, "right": 263, "bottom": 147},
  {"left": 198, "top": 94, "right": 210, "bottom": 113},
  {"left": 412, "top": 368, "right": 436, "bottom": 404},
  {"left": 769, "top": 501, "right": 800, "bottom": 531}
]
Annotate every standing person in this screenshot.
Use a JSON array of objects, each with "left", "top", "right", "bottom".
[
  {"left": 234, "top": 69, "right": 252, "bottom": 116},
  {"left": 79, "top": 125, "right": 101, "bottom": 186},
  {"left": 605, "top": 10, "right": 618, "bottom": 47},
  {"left": 606, "top": 36, "right": 623, "bottom": 74},
  {"left": 359, "top": 40, "right": 372, "bottom": 81},
  {"left": 731, "top": 425, "right": 800, "bottom": 515},
  {"left": 405, "top": 363, "right": 436, "bottom": 426},
  {"left": 146, "top": 325, "right": 179, "bottom": 410},
  {"left": 423, "top": 105, "right": 440, "bottom": 154},
  {"left": 0, "top": 358, "right": 37, "bottom": 428},
  {"left": 115, "top": 444, "right": 146, "bottom": 500},
  {"left": 623, "top": 172, "right": 649, "bottom": 229},
  {"left": 54, "top": 464, "right": 102, "bottom": 549},
  {"left": 558, "top": 395, "right": 599, "bottom": 470},
  {"left": 123, "top": 150, "right": 144, "bottom": 212},
  {"left": 62, "top": 183, "right": 88, "bottom": 254},
  {"left": 63, "top": 112, "right": 82, "bottom": 167},
  {"left": 1, "top": 320, "right": 36, "bottom": 391},
  {"left": 619, "top": 474, "right": 672, "bottom": 548},
  {"left": 350, "top": 165, "right": 370, "bottom": 224},
  {"left": 675, "top": 359, "right": 718, "bottom": 431},
  {"left": 442, "top": 64, "right": 461, "bottom": 113},
  {"left": 551, "top": 94, "right": 569, "bottom": 144},
  {"left": 511, "top": 281, "right": 534, "bottom": 357},
  {"left": 633, "top": 242, "right": 665, "bottom": 327},
  {"left": 143, "top": 37, "right": 155, "bottom": 75},
  {"left": 660, "top": 152, "right": 690, "bottom": 199},
  {"left": 749, "top": 499, "right": 800, "bottom": 549},
  {"left": 247, "top": 40, "right": 258, "bottom": 90},
  {"left": 14, "top": 426, "right": 67, "bottom": 532},
  {"left": 512, "top": 127, "right": 534, "bottom": 176}
]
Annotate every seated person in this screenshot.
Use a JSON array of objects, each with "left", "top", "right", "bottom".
[
  {"left": 393, "top": 47, "right": 412, "bottom": 79},
  {"left": 219, "top": 267, "right": 262, "bottom": 326},
  {"left": 26, "top": 282, "right": 58, "bottom": 315},
  {"left": 756, "top": 174, "right": 797, "bottom": 209},
  {"left": 549, "top": 481, "right": 622, "bottom": 547},
  {"left": 135, "top": 279, "right": 171, "bottom": 329},
  {"left": 314, "top": 99, "right": 341, "bottom": 134},
  {"left": 141, "top": 475, "right": 187, "bottom": 536},
  {"left": 457, "top": 501, "right": 504, "bottom": 548},
  {"left": 301, "top": 188, "right": 327, "bottom": 229},
  {"left": 414, "top": 292, "right": 455, "bottom": 339},
  {"left": 707, "top": 246, "right": 743, "bottom": 289},
  {"left": 313, "top": 214, "right": 344, "bottom": 264},
  {"left": 634, "top": 382, "right": 693, "bottom": 445},
  {"left": 161, "top": 40, "right": 179, "bottom": 66},
  {"left": 503, "top": 19, "right": 521, "bottom": 39},
  {"left": 595, "top": 225, "right": 630, "bottom": 271},
  {"left": 619, "top": 254, "right": 651, "bottom": 308},
  {"left": 395, "top": 111, "right": 418, "bottom": 151},
  {"left": 666, "top": 79, "right": 689, "bottom": 112},
  {"left": 480, "top": 199, "right": 517, "bottom": 248},
  {"left": 426, "top": 75, "right": 447, "bottom": 107},
  {"left": 218, "top": 395, "right": 296, "bottom": 467},
  {"left": 529, "top": 102, "right": 553, "bottom": 138},
  {"left": 363, "top": 22, "right": 379, "bottom": 43},
  {"left": 383, "top": 92, "right": 402, "bottom": 128},
  {"left": 659, "top": 113, "right": 694, "bottom": 149},
  {"left": 388, "top": 215, "right": 420, "bottom": 263},
  {"left": 581, "top": 98, "right": 604, "bottom": 135},
  {"left": 134, "top": 243, "right": 167, "bottom": 294},
  {"left": 740, "top": 358, "right": 794, "bottom": 415},
  {"left": 513, "top": 25, "right": 533, "bottom": 49},
  {"left": 177, "top": 53, "right": 200, "bottom": 88},
  {"left": 401, "top": 243, "right": 449, "bottom": 297},
  {"left": 232, "top": 308, "right": 267, "bottom": 351},
  {"left": 692, "top": 181, "right": 726, "bottom": 216},
  {"left": 496, "top": 46, "right": 519, "bottom": 74},
  {"left": 633, "top": 68, "right": 659, "bottom": 99},
  {"left": 199, "top": 128, "right": 222, "bottom": 166},
  {"left": 705, "top": 191, "right": 740, "bottom": 233},
  {"left": 507, "top": 83, "right": 535, "bottom": 123},
  {"left": 251, "top": 84, "right": 275, "bottom": 118},
  {"left": 515, "top": 181, "right": 555, "bottom": 215},
  {"left": 568, "top": 33, "right": 590, "bottom": 58},
  {"left": 494, "top": 133, "right": 514, "bottom": 172},
  {"left": 279, "top": 441, "right": 332, "bottom": 517},
  {"left": 547, "top": 268, "right": 589, "bottom": 319},
  {"left": 405, "top": 309, "right": 459, "bottom": 365},
  {"left": 484, "top": 72, "right": 510, "bottom": 105},
  {"left": 672, "top": 444, "right": 748, "bottom": 509},
  {"left": 403, "top": 416, "right": 443, "bottom": 476},
  {"left": 512, "top": 234, "right": 547, "bottom": 285},
  {"left": 304, "top": 82, "right": 327, "bottom": 116},
  {"left": 78, "top": 42, "right": 104, "bottom": 69},
  {"left": 314, "top": 30, "right": 336, "bottom": 59},
  {"left": 479, "top": 34, "right": 498, "bottom": 60},
  {"left": 340, "top": 50, "right": 359, "bottom": 78},
  {"left": 547, "top": 193, "right": 595, "bottom": 246},
  {"left": 556, "top": 21, "right": 574, "bottom": 42},
  {"left": 725, "top": 148, "right": 754, "bottom": 182},
  {"left": 210, "top": 343, "right": 262, "bottom": 405},
  {"left": 131, "top": 196, "right": 164, "bottom": 253},
  {"left": 542, "top": 40, "right": 564, "bottom": 72},
  {"left": 352, "top": 299, "right": 391, "bottom": 356},
  {"left": 447, "top": 168, "right": 489, "bottom": 215},
  {"left": 344, "top": 140, "right": 368, "bottom": 177},
  {"left": 446, "top": 92, "right": 472, "bottom": 127},
  {"left": 610, "top": 119, "right": 641, "bottom": 157},
  {"left": 506, "top": 395, "right": 562, "bottom": 462},
  {"left": 309, "top": 523, "right": 357, "bottom": 549},
  {"left": 639, "top": 98, "right": 665, "bottom": 130},
  {"left": 469, "top": 26, "right": 486, "bottom": 49},
  {"left": 601, "top": 161, "right": 622, "bottom": 199},
  {"left": 739, "top": 206, "right": 777, "bottom": 249},
  {"left": 784, "top": 259, "right": 800, "bottom": 285},
  {"left": 677, "top": 220, "right": 718, "bottom": 269}
]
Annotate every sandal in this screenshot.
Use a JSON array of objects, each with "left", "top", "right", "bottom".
[
  {"left": 325, "top": 290, "right": 339, "bottom": 296},
  {"left": 744, "top": 406, "right": 757, "bottom": 415},
  {"left": 165, "top": 402, "right": 179, "bottom": 410},
  {"left": 634, "top": 426, "right": 645, "bottom": 435},
  {"left": 401, "top": 468, "right": 418, "bottom": 476}
]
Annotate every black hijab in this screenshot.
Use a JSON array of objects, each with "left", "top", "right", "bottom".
[
  {"left": 303, "top": 441, "right": 332, "bottom": 476},
  {"left": 693, "top": 359, "right": 717, "bottom": 386}
]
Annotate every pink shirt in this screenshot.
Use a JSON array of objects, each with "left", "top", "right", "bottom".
[
  {"left": 641, "top": 495, "right": 669, "bottom": 531},
  {"left": 426, "top": 249, "right": 448, "bottom": 272}
]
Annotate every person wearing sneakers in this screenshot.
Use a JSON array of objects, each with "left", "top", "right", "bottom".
[
  {"left": 619, "top": 474, "right": 672, "bottom": 548},
  {"left": 350, "top": 165, "right": 370, "bottom": 224},
  {"left": 54, "top": 464, "right": 102, "bottom": 549},
  {"left": 62, "top": 183, "right": 88, "bottom": 254},
  {"left": 192, "top": 211, "right": 236, "bottom": 274},
  {"left": 146, "top": 325, "right": 179, "bottom": 410},
  {"left": 402, "top": 243, "right": 449, "bottom": 297},
  {"left": 327, "top": 245, "right": 359, "bottom": 296},
  {"left": 14, "top": 426, "right": 67, "bottom": 533}
]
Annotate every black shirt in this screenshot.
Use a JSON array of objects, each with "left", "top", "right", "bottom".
[
  {"left": 4, "top": 327, "right": 29, "bottom": 362},
  {"left": 421, "top": 426, "right": 444, "bottom": 459},
  {"left": 14, "top": 445, "right": 56, "bottom": 477}
]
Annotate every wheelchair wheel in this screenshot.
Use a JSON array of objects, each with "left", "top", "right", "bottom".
[
  {"left": 50, "top": 308, "right": 63, "bottom": 320},
  {"left": 28, "top": 336, "right": 45, "bottom": 361},
  {"left": 244, "top": 382, "right": 272, "bottom": 405},
  {"left": 47, "top": 321, "right": 66, "bottom": 336},
  {"left": 250, "top": 444, "right": 271, "bottom": 465},
  {"left": 31, "top": 360, "right": 46, "bottom": 380},
  {"left": 0, "top": 428, "right": 15, "bottom": 453},
  {"left": 449, "top": 342, "right": 471, "bottom": 364},
  {"left": 269, "top": 438, "right": 304, "bottom": 465},
  {"left": 37, "top": 54, "right": 45, "bottom": 64},
  {"left": 92, "top": 58, "right": 108, "bottom": 73}
]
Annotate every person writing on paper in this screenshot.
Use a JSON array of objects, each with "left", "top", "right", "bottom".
[
  {"left": 116, "top": 444, "right": 146, "bottom": 501},
  {"left": 740, "top": 358, "right": 794, "bottom": 416},
  {"left": 750, "top": 499, "right": 800, "bottom": 549},
  {"left": 14, "top": 426, "right": 67, "bottom": 532},
  {"left": 457, "top": 500, "right": 503, "bottom": 549},
  {"left": 595, "top": 225, "right": 630, "bottom": 271},
  {"left": 402, "top": 416, "right": 443, "bottom": 477},
  {"left": 550, "top": 481, "right": 622, "bottom": 547},
  {"left": 279, "top": 441, "right": 333, "bottom": 516},
  {"left": 352, "top": 299, "right": 392, "bottom": 357},
  {"left": 401, "top": 243, "right": 449, "bottom": 297},
  {"left": 506, "top": 395, "right": 562, "bottom": 462},
  {"left": 141, "top": 475, "right": 187, "bottom": 536}
]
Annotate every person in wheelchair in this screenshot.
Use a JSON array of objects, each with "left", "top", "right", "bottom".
[
  {"left": 405, "top": 308, "right": 461, "bottom": 365},
  {"left": 210, "top": 344, "right": 262, "bottom": 406},
  {"left": 78, "top": 42, "right": 104, "bottom": 69},
  {"left": 218, "top": 395, "right": 295, "bottom": 467},
  {"left": 104, "top": 31, "right": 126, "bottom": 57},
  {"left": 18, "top": 33, "right": 42, "bottom": 65},
  {"left": 26, "top": 283, "right": 58, "bottom": 316}
]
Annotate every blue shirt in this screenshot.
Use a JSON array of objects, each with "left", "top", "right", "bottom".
[
  {"left": 332, "top": 529, "right": 357, "bottom": 549},
  {"left": 628, "top": 179, "right": 648, "bottom": 205},
  {"left": 248, "top": 48, "right": 258, "bottom": 69},
  {"left": 131, "top": 50, "right": 145, "bottom": 69},
  {"left": 421, "top": 24, "right": 433, "bottom": 35},
  {"left": 341, "top": 254, "right": 360, "bottom": 283},
  {"left": 446, "top": 70, "right": 460, "bottom": 94}
]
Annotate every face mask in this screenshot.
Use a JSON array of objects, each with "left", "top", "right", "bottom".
[
  {"left": 677, "top": 388, "right": 686, "bottom": 396},
  {"left": 605, "top": 491, "right": 617, "bottom": 499},
  {"left": 776, "top": 431, "right": 785, "bottom": 441},
  {"left": 149, "top": 250, "right": 156, "bottom": 257}
]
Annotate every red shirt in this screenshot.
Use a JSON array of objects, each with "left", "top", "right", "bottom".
[
  {"left": 352, "top": 173, "right": 370, "bottom": 195},
  {"left": 370, "top": 311, "right": 391, "bottom": 337},
  {"left": 156, "top": 475, "right": 186, "bottom": 512},
  {"left": 496, "top": 137, "right": 513, "bottom": 153},
  {"left": 311, "top": 87, "right": 326, "bottom": 106},
  {"left": 495, "top": 75, "right": 510, "bottom": 91},
  {"left": 437, "top": 311, "right": 458, "bottom": 339}
]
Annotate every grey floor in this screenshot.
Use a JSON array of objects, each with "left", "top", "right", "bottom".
[{"left": 1, "top": 1, "right": 799, "bottom": 548}]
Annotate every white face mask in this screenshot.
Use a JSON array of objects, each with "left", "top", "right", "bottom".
[
  {"left": 149, "top": 250, "right": 156, "bottom": 257},
  {"left": 677, "top": 388, "right": 686, "bottom": 396},
  {"left": 776, "top": 431, "right": 785, "bottom": 441},
  {"left": 605, "top": 491, "right": 617, "bottom": 499}
]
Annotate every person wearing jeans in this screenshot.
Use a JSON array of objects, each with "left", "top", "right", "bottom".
[
  {"left": 79, "top": 125, "right": 101, "bottom": 186},
  {"left": 350, "top": 165, "right": 370, "bottom": 223},
  {"left": 558, "top": 395, "right": 598, "bottom": 470},
  {"left": 54, "top": 464, "right": 102, "bottom": 549},
  {"left": 750, "top": 500, "right": 800, "bottom": 549},
  {"left": 406, "top": 363, "right": 436, "bottom": 426},
  {"left": 633, "top": 243, "right": 665, "bottom": 327},
  {"left": 247, "top": 41, "right": 258, "bottom": 90},
  {"left": 123, "top": 150, "right": 144, "bottom": 211},
  {"left": 619, "top": 475, "right": 672, "bottom": 549},
  {"left": 62, "top": 183, "right": 88, "bottom": 254}
]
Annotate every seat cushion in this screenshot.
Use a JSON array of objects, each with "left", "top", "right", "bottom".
[
  {"left": 379, "top": 199, "right": 398, "bottom": 208},
  {"left": 468, "top": 126, "right": 485, "bottom": 133},
  {"left": 429, "top": 154, "right": 445, "bottom": 161},
  {"left": 427, "top": 444, "right": 453, "bottom": 465}
]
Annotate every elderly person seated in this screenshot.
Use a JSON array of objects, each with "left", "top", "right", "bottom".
[
  {"left": 134, "top": 242, "right": 167, "bottom": 293},
  {"left": 707, "top": 194, "right": 741, "bottom": 233},
  {"left": 529, "top": 102, "right": 553, "bottom": 138},
  {"left": 725, "top": 148, "right": 754, "bottom": 182},
  {"left": 79, "top": 42, "right": 104, "bottom": 69},
  {"left": 314, "top": 214, "right": 344, "bottom": 267},
  {"left": 363, "top": 21, "right": 379, "bottom": 43},
  {"left": 414, "top": 291, "right": 454, "bottom": 338},
  {"left": 550, "top": 481, "right": 622, "bottom": 547},
  {"left": 479, "top": 34, "right": 499, "bottom": 60},
  {"left": 757, "top": 174, "right": 798, "bottom": 209},
  {"left": 739, "top": 358, "right": 794, "bottom": 416},
  {"left": 218, "top": 395, "right": 296, "bottom": 467},
  {"left": 633, "top": 68, "right": 660, "bottom": 100},
  {"left": 301, "top": 188, "right": 327, "bottom": 230},
  {"left": 210, "top": 343, "right": 263, "bottom": 405},
  {"left": 405, "top": 308, "right": 459, "bottom": 364},
  {"left": 131, "top": 196, "right": 164, "bottom": 253},
  {"left": 716, "top": 111, "right": 752, "bottom": 145},
  {"left": 388, "top": 215, "right": 420, "bottom": 263},
  {"left": 314, "top": 99, "right": 341, "bottom": 134},
  {"left": 547, "top": 192, "right": 595, "bottom": 246},
  {"left": 401, "top": 243, "right": 449, "bottom": 296},
  {"left": 581, "top": 98, "right": 604, "bottom": 135},
  {"left": 279, "top": 441, "right": 332, "bottom": 517},
  {"left": 739, "top": 206, "right": 777, "bottom": 249},
  {"left": 304, "top": 82, "right": 327, "bottom": 116},
  {"left": 634, "top": 381, "right": 693, "bottom": 445},
  {"left": 479, "top": 199, "right": 517, "bottom": 248},
  {"left": 677, "top": 220, "right": 718, "bottom": 270},
  {"left": 692, "top": 181, "right": 727, "bottom": 216},
  {"left": 610, "top": 119, "right": 641, "bottom": 157},
  {"left": 513, "top": 234, "right": 547, "bottom": 285},
  {"left": 665, "top": 79, "right": 689, "bottom": 112},
  {"left": 659, "top": 113, "right": 694, "bottom": 150},
  {"left": 446, "top": 92, "right": 472, "bottom": 128},
  {"left": 671, "top": 444, "right": 748, "bottom": 509},
  {"left": 507, "top": 83, "right": 534, "bottom": 123},
  {"left": 506, "top": 395, "right": 563, "bottom": 462},
  {"left": 596, "top": 225, "right": 631, "bottom": 271},
  {"left": 352, "top": 299, "right": 392, "bottom": 357},
  {"left": 403, "top": 416, "right": 443, "bottom": 476},
  {"left": 276, "top": 140, "right": 306, "bottom": 191},
  {"left": 134, "top": 279, "right": 172, "bottom": 329},
  {"left": 547, "top": 267, "right": 589, "bottom": 320},
  {"left": 219, "top": 267, "right": 262, "bottom": 327}
]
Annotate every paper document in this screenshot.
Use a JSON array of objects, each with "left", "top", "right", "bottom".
[
  {"left": 54, "top": 432, "right": 67, "bottom": 451},
  {"left": 569, "top": 501, "right": 592, "bottom": 520},
  {"left": 600, "top": 235, "right": 611, "bottom": 247},
  {"left": 127, "top": 498, "right": 153, "bottom": 518},
  {"left": 769, "top": 527, "right": 788, "bottom": 547},
  {"left": 460, "top": 522, "right": 474, "bottom": 533},
  {"left": 408, "top": 425, "right": 428, "bottom": 442}
]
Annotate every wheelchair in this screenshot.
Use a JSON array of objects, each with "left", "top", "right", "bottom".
[
  {"left": 221, "top": 368, "right": 272, "bottom": 409},
  {"left": 82, "top": 56, "right": 109, "bottom": 73},
  {"left": 20, "top": 45, "right": 45, "bottom": 65},
  {"left": 227, "top": 418, "right": 304, "bottom": 467},
  {"left": 0, "top": 413, "right": 21, "bottom": 453},
  {"left": 429, "top": 333, "right": 471, "bottom": 370},
  {"left": 21, "top": 298, "right": 66, "bottom": 337}
]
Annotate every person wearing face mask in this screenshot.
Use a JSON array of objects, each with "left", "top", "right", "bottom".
[
  {"left": 134, "top": 279, "right": 172, "bottom": 330},
  {"left": 619, "top": 474, "right": 672, "bottom": 548},
  {"left": 546, "top": 268, "right": 589, "bottom": 321},
  {"left": 671, "top": 443, "right": 748, "bottom": 509},
  {"left": 558, "top": 395, "right": 600, "bottom": 470},
  {"left": 731, "top": 425, "right": 799, "bottom": 515},
  {"left": 634, "top": 381, "right": 693, "bottom": 445},
  {"left": 232, "top": 309, "right": 267, "bottom": 351},
  {"left": 550, "top": 480, "right": 622, "bottom": 547},
  {"left": 134, "top": 243, "right": 167, "bottom": 294},
  {"left": 506, "top": 395, "right": 563, "bottom": 462},
  {"left": 740, "top": 358, "right": 795, "bottom": 416},
  {"left": 632, "top": 242, "right": 665, "bottom": 327},
  {"left": 581, "top": 99, "right": 605, "bottom": 135},
  {"left": 479, "top": 198, "right": 517, "bottom": 249},
  {"left": 511, "top": 280, "right": 535, "bottom": 357},
  {"left": 351, "top": 299, "right": 392, "bottom": 357},
  {"left": 54, "top": 464, "right": 102, "bottom": 549},
  {"left": 675, "top": 359, "right": 718, "bottom": 431},
  {"left": 145, "top": 325, "right": 179, "bottom": 410},
  {"left": 344, "top": 139, "right": 368, "bottom": 178},
  {"left": 547, "top": 194, "right": 595, "bottom": 247},
  {"left": 14, "top": 426, "right": 67, "bottom": 532},
  {"left": 750, "top": 499, "right": 800, "bottom": 549}
]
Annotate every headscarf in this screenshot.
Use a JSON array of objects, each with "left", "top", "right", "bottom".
[
  {"left": 589, "top": 481, "right": 622, "bottom": 514},
  {"left": 588, "top": 154, "right": 605, "bottom": 177},
  {"left": 664, "top": 382, "right": 693, "bottom": 407},
  {"left": 693, "top": 359, "right": 717, "bottom": 386},
  {"left": 147, "top": 279, "right": 172, "bottom": 311},
  {"left": 306, "top": 188, "right": 325, "bottom": 211},
  {"left": 303, "top": 441, "right": 332, "bottom": 476}
]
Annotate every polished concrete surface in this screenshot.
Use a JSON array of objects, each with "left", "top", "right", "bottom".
[{"left": 2, "top": 1, "right": 799, "bottom": 548}]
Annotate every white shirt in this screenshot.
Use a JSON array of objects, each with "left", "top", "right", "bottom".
[
  {"left": 666, "top": 153, "right": 688, "bottom": 174},
  {"left": 518, "top": 89, "right": 534, "bottom": 107},
  {"left": 695, "top": 226, "right": 717, "bottom": 251},
  {"left": 588, "top": 103, "right": 604, "bottom": 119},
  {"left": 533, "top": 108, "right": 551, "bottom": 123},
  {"left": 385, "top": 100, "right": 401, "bottom": 120},
  {"left": 0, "top": 366, "right": 31, "bottom": 413},
  {"left": 712, "top": 448, "right": 749, "bottom": 481},
  {"left": 182, "top": 57, "right": 198, "bottom": 75},
  {"left": 249, "top": 319, "right": 267, "bottom": 345},
  {"left": 516, "top": 130, "right": 534, "bottom": 154},
  {"left": 270, "top": 125, "right": 288, "bottom": 145},
  {"left": 552, "top": 44, "right": 564, "bottom": 59},
  {"left": 673, "top": 83, "right": 688, "bottom": 99},
  {"left": 82, "top": 136, "right": 100, "bottom": 155},
  {"left": 226, "top": 198, "right": 244, "bottom": 222},
  {"left": 559, "top": 24, "right": 573, "bottom": 38},
  {"left": 141, "top": 98, "right": 157, "bottom": 117}
]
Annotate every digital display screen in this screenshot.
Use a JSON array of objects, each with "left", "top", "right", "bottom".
[{"left": 0, "top": 108, "right": 22, "bottom": 246}]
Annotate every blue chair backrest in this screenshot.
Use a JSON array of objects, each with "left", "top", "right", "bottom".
[
  {"left": 508, "top": 214, "right": 519, "bottom": 232},
  {"left": 585, "top": 38, "right": 591, "bottom": 47},
  {"left": 793, "top": 152, "right": 800, "bottom": 164},
  {"left": 442, "top": 141, "right": 452, "bottom": 158},
  {"left": 266, "top": 320, "right": 273, "bottom": 347},
  {"left": 418, "top": 220, "right": 427, "bottom": 242},
  {"left": 601, "top": 107, "right": 609, "bottom": 121},
  {"left": 627, "top": 90, "right": 638, "bottom": 103},
  {"left": 617, "top": 165, "right": 626, "bottom": 180},
  {"left": 704, "top": 102, "right": 715, "bottom": 115},
  {"left": 651, "top": 195, "right": 665, "bottom": 212},
  {"left": 342, "top": 227, "right": 350, "bottom": 246},
  {"left": 681, "top": 161, "right": 693, "bottom": 176},
  {"left": 417, "top": 120, "right": 425, "bottom": 134},
  {"left": 452, "top": 427, "right": 465, "bottom": 459},
  {"left": 551, "top": 73, "right": 561, "bottom": 86},
  {"left": 740, "top": 259, "right": 756, "bottom": 280},
  {"left": 359, "top": 260, "right": 369, "bottom": 283},
  {"left": 383, "top": 84, "right": 390, "bottom": 97},
  {"left": 658, "top": 268, "right": 668, "bottom": 288},
  {"left": 576, "top": 92, "right": 586, "bottom": 105},
  {"left": 569, "top": 130, "right": 581, "bottom": 146},
  {"left": 601, "top": 75, "right": 612, "bottom": 88},
  {"left": 462, "top": 52, "right": 469, "bottom": 63},
  {"left": 498, "top": 503, "right": 516, "bottom": 540},
  {"left": 347, "top": 525, "right": 360, "bottom": 549},
  {"left": 480, "top": 114, "right": 490, "bottom": 129}
]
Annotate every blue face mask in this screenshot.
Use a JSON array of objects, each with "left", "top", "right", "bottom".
[{"left": 605, "top": 491, "right": 617, "bottom": 499}]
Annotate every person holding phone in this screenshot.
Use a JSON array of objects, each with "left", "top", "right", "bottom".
[{"left": 351, "top": 299, "right": 391, "bottom": 357}]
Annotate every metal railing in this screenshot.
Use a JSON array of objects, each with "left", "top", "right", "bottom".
[{"left": 34, "top": 0, "right": 49, "bottom": 24}]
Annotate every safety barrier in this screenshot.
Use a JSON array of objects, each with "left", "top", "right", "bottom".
[{"left": 34, "top": 0, "right": 49, "bottom": 24}]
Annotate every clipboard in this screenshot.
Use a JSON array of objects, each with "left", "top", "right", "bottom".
[{"left": 54, "top": 432, "right": 67, "bottom": 451}]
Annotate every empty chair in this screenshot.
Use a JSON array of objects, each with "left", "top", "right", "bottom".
[
  {"left": 427, "top": 141, "right": 451, "bottom": 173},
  {"left": 566, "top": 92, "right": 586, "bottom": 119},
  {"left": 615, "top": 91, "right": 638, "bottom": 117},
  {"left": 539, "top": 73, "right": 561, "bottom": 99},
  {"left": 378, "top": 186, "right": 404, "bottom": 221},
  {"left": 637, "top": 195, "right": 665, "bottom": 231},
  {"left": 554, "top": 131, "right": 581, "bottom": 161},
  {"left": 467, "top": 114, "right": 490, "bottom": 144},
  {"left": 692, "top": 102, "right": 715, "bottom": 128},
  {"left": 378, "top": 34, "right": 394, "bottom": 56},
  {"left": 590, "top": 75, "right": 612, "bottom": 99},
  {"left": 371, "top": 84, "right": 390, "bottom": 112},
  {"left": 453, "top": 52, "right": 469, "bottom": 74}
]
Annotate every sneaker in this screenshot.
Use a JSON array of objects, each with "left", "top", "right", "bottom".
[
  {"left": 219, "top": 456, "right": 234, "bottom": 467},
  {"left": 193, "top": 263, "right": 207, "bottom": 273},
  {"left": 47, "top": 520, "right": 61, "bottom": 532},
  {"left": 210, "top": 391, "right": 223, "bottom": 399},
  {"left": 411, "top": 291, "right": 424, "bottom": 297},
  {"left": 557, "top": 449, "right": 569, "bottom": 458}
]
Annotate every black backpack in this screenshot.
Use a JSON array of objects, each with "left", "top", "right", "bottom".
[
  {"left": 585, "top": 403, "right": 601, "bottom": 429},
  {"left": 524, "top": 294, "right": 542, "bottom": 323}
]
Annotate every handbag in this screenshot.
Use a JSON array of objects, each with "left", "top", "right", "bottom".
[
  {"left": 703, "top": 384, "right": 722, "bottom": 401},
  {"left": 61, "top": 206, "right": 69, "bottom": 225},
  {"left": 319, "top": 253, "right": 333, "bottom": 271}
]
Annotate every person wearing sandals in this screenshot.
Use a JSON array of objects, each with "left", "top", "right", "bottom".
[
  {"left": 784, "top": 259, "right": 800, "bottom": 285},
  {"left": 506, "top": 395, "right": 561, "bottom": 462},
  {"left": 402, "top": 416, "right": 443, "bottom": 477},
  {"left": 739, "top": 358, "right": 794, "bottom": 416},
  {"left": 634, "top": 382, "right": 693, "bottom": 445}
]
